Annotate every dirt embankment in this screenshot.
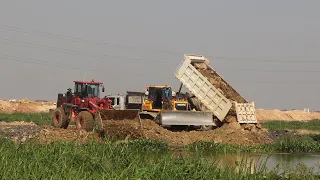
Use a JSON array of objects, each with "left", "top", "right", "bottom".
[
  {"left": 2, "top": 118, "right": 318, "bottom": 146},
  {"left": 100, "top": 119, "right": 272, "bottom": 146},
  {"left": 0, "top": 99, "right": 56, "bottom": 113},
  {"left": 255, "top": 109, "right": 320, "bottom": 122},
  {"left": 1, "top": 119, "right": 270, "bottom": 146}
]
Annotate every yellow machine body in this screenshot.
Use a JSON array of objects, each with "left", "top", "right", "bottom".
[{"left": 141, "top": 85, "right": 189, "bottom": 112}]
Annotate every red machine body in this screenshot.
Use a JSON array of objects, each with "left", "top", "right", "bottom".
[
  {"left": 50, "top": 79, "right": 139, "bottom": 131},
  {"left": 50, "top": 79, "right": 113, "bottom": 130}
]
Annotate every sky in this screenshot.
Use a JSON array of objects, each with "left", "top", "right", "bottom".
[{"left": 0, "top": 0, "right": 319, "bottom": 110}]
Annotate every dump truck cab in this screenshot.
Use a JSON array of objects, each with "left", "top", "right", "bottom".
[{"left": 106, "top": 94, "right": 125, "bottom": 110}]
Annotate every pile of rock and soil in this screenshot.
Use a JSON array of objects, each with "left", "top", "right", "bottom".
[
  {"left": 36, "top": 125, "right": 101, "bottom": 144},
  {"left": 0, "top": 117, "right": 319, "bottom": 147},
  {"left": 192, "top": 62, "right": 247, "bottom": 103},
  {"left": 100, "top": 119, "right": 272, "bottom": 146},
  {"left": 0, "top": 118, "right": 272, "bottom": 146}
]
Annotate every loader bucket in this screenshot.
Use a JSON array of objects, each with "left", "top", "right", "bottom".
[
  {"left": 156, "top": 110, "right": 215, "bottom": 126},
  {"left": 98, "top": 109, "right": 140, "bottom": 120},
  {"left": 93, "top": 109, "right": 141, "bottom": 133}
]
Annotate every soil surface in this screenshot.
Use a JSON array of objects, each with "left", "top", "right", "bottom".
[
  {"left": 0, "top": 121, "right": 41, "bottom": 143},
  {"left": 36, "top": 125, "right": 101, "bottom": 144},
  {"left": 0, "top": 119, "right": 271, "bottom": 146},
  {"left": 1, "top": 119, "right": 317, "bottom": 146},
  {"left": 255, "top": 109, "right": 320, "bottom": 122}
]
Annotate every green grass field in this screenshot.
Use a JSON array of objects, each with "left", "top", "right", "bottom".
[
  {"left": 261, "top": 120, "right": 320, "bottom": 131},
  {"left": 0, "top": 112, "right": 51, "bottom": 125}
]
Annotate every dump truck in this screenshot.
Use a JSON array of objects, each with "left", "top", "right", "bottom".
[
  {"left": 105, "top": 94, "right": 126, "bottom": 110},
  {"left": 175, "top": 54, "right": 257, "bottom": 124},
  {"left": 49, "top": 80, "right": 140, "bottom": 131}
]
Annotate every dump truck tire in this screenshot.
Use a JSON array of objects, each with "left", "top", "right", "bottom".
[
  {"left": 76, "top": 111, "right": 94, "bottom": 131},
  {"left": 51, "top": 107, "right": 69, "bottom": 129}
]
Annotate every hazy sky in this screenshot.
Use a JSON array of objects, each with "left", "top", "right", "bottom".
[{"left": 0, "top": 1, "right": 319, "bottom": 110}]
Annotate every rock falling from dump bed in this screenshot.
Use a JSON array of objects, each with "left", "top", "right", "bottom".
[{"left": 193, "top": 62, "right": 247, "bottom": 103}]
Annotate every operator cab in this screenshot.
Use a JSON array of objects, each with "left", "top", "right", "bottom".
[
  {"left": 147, "top": 86, "right": 172, "bottom": 109},
  {"left": 73, "top": 79, "right": 105, "bottom": 98}
]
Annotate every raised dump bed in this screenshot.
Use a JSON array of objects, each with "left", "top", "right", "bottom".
[{"left": 175, "top": 54, "right": 257, "bottom": 123}]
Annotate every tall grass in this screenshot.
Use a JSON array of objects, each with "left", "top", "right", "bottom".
[
  {"left": 268, "top": 134, "right": 320, "bottom": 153},
  {"left": 262, "top": 120, "right": 320, "bottom": 131},
  {"left": 0, "top": 139, "right": 318, "bottom": 179},
  {"left": 186, "top": 134, "right": 320, "bottom": 154},
  {"left": 0, "top": 112, "right": 51, "bottom": 125}
]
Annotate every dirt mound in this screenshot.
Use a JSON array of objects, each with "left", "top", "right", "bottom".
[
  {"left": 101, "top": 120, "right": 144, "bottom": 139},
  {"left": 36, "top": 125, "right": 100, "bottom": 144},
  {"left": 0, "top": 118, "right": 272, "bottom": 146},
  {"left": 256, "top": 109, "right": 320, "bottom": 122},
  {"left": 101, "top": 119, "right": 272, "bottom": 146},
  {"left": 0, "top": 100, "right": 56, "bottom": 113}
]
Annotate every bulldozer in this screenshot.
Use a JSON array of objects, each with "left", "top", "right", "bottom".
[
  {"left": 127, "top": 85, "right": 216, "bottom": 130},
  {"left": 49, "top": 79, "right": 140, "bottom": 131}
]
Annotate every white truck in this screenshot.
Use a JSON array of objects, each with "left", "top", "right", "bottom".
[{"left": 175, "top": 54, "right": 257, "bottom": 124}]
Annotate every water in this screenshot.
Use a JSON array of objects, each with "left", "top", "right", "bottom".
[
  {"left": 172, "top": 150, "right": 320, "bottom": 175},
  {"left": 212, "top": 152, "right": 320, "bottom": 174}
]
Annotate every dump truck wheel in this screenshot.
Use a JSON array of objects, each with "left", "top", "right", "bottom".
[
  {"left": 76, "top": 111, "right": 94, "bottom": 131},
  {"left": 51, "top": 107, "right": 69, "bottom": 129}
]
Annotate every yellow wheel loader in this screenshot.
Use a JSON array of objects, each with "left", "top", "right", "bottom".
[{"left": 126, "top": 85, "right": 216, "bottom": 130}]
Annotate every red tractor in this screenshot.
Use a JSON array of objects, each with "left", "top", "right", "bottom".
[{"left": 49, "top": 79, "right": 140, "bottom": 131}]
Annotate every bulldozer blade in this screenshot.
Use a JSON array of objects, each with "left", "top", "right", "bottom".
[
  {"left": 156, "top": 110, "right": 215, "bottom": 126},
  {"left": 98, "top": 109, "right": 140, "bottom": 120}
]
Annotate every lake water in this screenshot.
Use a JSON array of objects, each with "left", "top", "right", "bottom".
[
  {"left": 213, "top": 152, "right": 320, "bottom": 174},
  {"left": 171, "top": 150, "right": 320, "bottom": 174}
]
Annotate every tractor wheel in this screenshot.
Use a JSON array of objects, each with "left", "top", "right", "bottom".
[
  {"left": 76, "top": 111, "right": 94, "bottom": 131},
  {"left": 51, "top": 107, "right": 69, "bottom": 129}
]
